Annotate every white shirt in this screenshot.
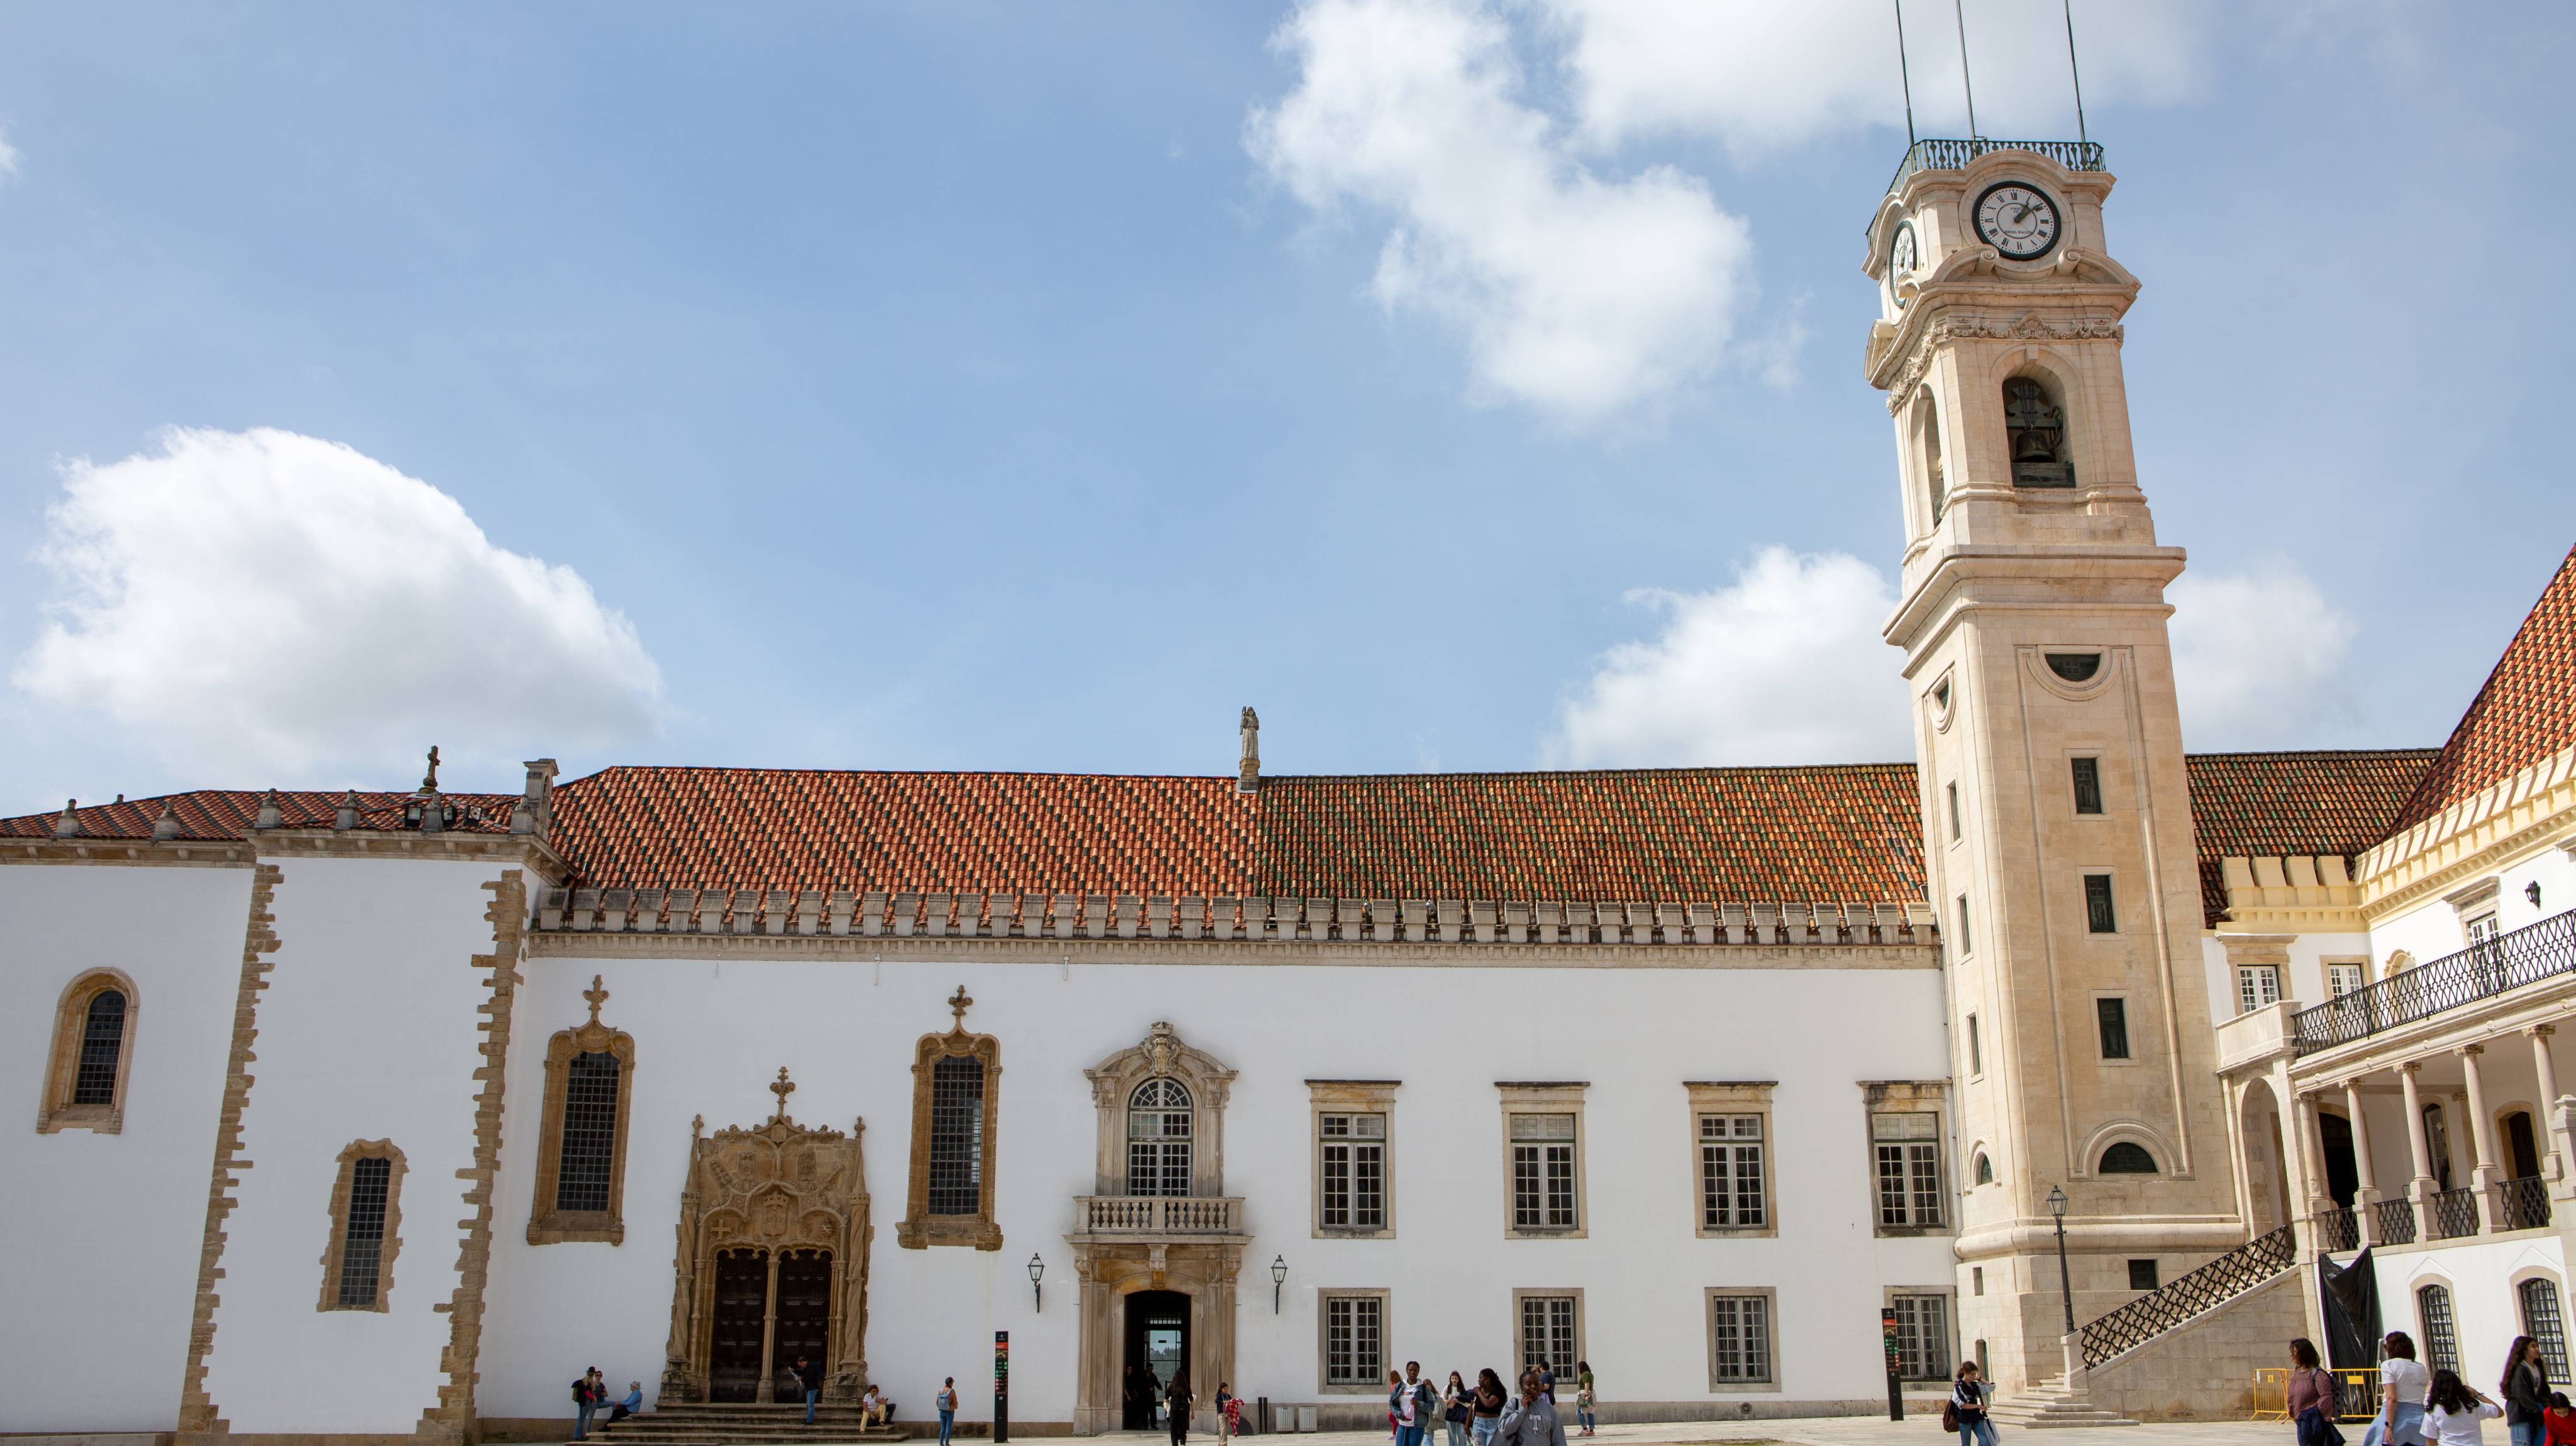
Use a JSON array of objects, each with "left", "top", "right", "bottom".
[
  {"left": 2426, "top": 1401, "right": 2500, "bottom": 1446},
  {"left": 2384, "top": 1358, "right": 2431, "bottom": 1405}
]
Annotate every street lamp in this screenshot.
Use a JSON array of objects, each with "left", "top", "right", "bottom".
[
  {"left": 2047, "top": 1185, "right": 2075, "bottom": 1335},
  {"left": 1271, "top": 1255, "right": 1288, "bottom": 1315},
  {"left": 1029, "top": 1254, "right": 1045, "bottom": 1312}
]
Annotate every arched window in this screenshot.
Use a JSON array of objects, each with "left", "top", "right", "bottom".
[
  {"left": 40, "top": 970, "right": 138, "bottom": 1133},
  {"left": 1974, "top": 1152, "right": 1995, "bottom": 1185},
  {"left": 1918, "top": 398, "right": 1947, "bottom": 523},
  {"left": 1128, "top": 1079, "right": 1194, "bottom": 1196},
  {"left": 2419, "top": 1284, "right": 2461, "bottom": 1373},
  {"left": 2521, "top": 1278, "right": 2570, "bottom": 1383},
  {"left": 528, "top": 977, "right": 635, "bottom": 1245},
  {"left": 2099, "top": 1142, "right": 2160, "bottom": 1174},
  {"left": 319, "top": 1140, "right": 406, "bottom": 1312},
  {"left": 899, "top": 998, "right": 1003, "bottom": 1250},
  {"left": 2003, "top": 376, "right": 2074, "bottom": 487}
]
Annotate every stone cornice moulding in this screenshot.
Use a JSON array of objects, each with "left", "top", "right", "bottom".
[
  {"left": 3, "top": 839, "right": 253, "bottom": 868},
  {"left": 2357, "top": 743, "right": 2576, "bottom": 922},
  {"left": 1870, "top": 304, "right": 2133, "bottom": 409},
  {"left": 527, "top": 932, "right": 1940, "bottom": 971},
  {"left": 1882, "top": 547, "right": 2188, "bottom": 662},
  {"left": 2216, "top": 856, "right": 2368, "bottom": 934}
]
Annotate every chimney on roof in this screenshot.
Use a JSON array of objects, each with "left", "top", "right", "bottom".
[
  {"left": 336, "top": 790, "right": 361, "bottom": 831},
  {"left": 53, "top": 799, "right": 79, "bottom": 840},
  {"left": 153, "top": 800, "right": 182, "bottom": 842},
  {"left": 253, "top": 789, "right": 282, "bottom": 831},
  {"left": 1238, "top": 707, "right": 1261, "bottom": 794},
  {"left": 514, "top": 758, "right": 559, "bottom": 837}
]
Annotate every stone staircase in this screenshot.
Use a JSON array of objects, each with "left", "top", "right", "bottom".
[
  {"left": 1987, "top": 1377, "right": 2138, "bottom": 1428},
  {"left": 583, "top": 1403, "right": 910, "bottom": 1445}
]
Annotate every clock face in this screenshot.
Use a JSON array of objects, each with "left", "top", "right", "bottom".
[
  {"left": 1973, "top": 182, "right": 2062, "bottom": 260},
  {"left": 1887, "top": 221, "right": 1919, "bottom": 306}
]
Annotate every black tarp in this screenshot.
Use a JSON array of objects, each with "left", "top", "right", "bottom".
[{"left": 2320, "top": 1247, "right": 2383, "bottom": 1369}]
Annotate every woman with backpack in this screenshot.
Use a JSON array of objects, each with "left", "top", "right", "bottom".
[
  {"left": 2289, "top": 1338, "right": 2342, "bottom": 1446},
  {"left": 1947, "top": 1360, "right": 1994, "bottom": 1446}
]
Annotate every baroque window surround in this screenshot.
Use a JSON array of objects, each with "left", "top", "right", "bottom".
[
  {"left": 318, "top": 1138, "right": 407, "bottom": 1313},
  {"left": 899, "top": 986, "right": 1003, "bottom": 1250},
  {"left": 1499, "top": 1082, "right": 1587, "bottom": 1240},
  {"left": 38, "top": 967, "right": 140, "bottom": 1135},
  {"left": 528, "top": 975, "right": 636, "bottom": 1245},
  {"left": 1686, "top": 1081, "right": 1775, "bottom": 1239},
  {"left": 1309, "top": 1079, "right": 1398, "bottom": 1240},
  {"left": 1084, "top": 1020, "right": 1235, "bottom": 1198}
]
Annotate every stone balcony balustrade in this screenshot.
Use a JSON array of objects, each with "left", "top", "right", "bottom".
[{"left": 1070, "top": 1195, "right": 1248, "bottom": 1241}]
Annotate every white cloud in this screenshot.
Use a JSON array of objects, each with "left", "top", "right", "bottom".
[
  {"left": 1540, "top": 0, "right": 2204, "bottom": 155},
  {"left": 14, "top": 426, "right": 662, "bottom": 783},
  {"left": 1548, "top": 547, "right": 1909, "bottom": 767},
  {"left": 1246, "top": 0, "right": 1755, "bottom": 426},
  {"left": 2167, "top": 557, "right": 2360, "bottom": 750},
  {"left": 0, "top": 125, "right": 19, "bottom": 181}
]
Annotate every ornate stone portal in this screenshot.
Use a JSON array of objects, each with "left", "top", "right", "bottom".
[{"left": 662, "top": 1070, "right": 872, "bottom": 1404}]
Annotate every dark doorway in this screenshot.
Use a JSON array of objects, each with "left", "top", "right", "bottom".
[
  {"left": 1123, "top": 1291, "right": 1190, "bottom": 1430},
  {"left": 2507, "top": 1111, "right": 2543, "bottom": 1180},
  {"left": 774, "top": 1250, "right": 835, "bottom": 1395},
  {"left": 709, "top": 1249, "right": 770, "bottom": 1403},
  {"left": 2320, "top": 1112, "right": 2360, "bottom": 1208}
]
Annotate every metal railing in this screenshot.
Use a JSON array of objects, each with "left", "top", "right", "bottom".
[
  {"left": 2317, "top": 1207, "right": 2359, "bottom": 1252},
  {"left": 2373, "top": 1197, "right": 2419, "bottom": 1246},
  {"left": 2292, "top": 911, "right": 2576, "bottom": 1052},
  {"left": 2252, "top": 1368, "right": 2386, "bottom": 1424},
  {"left": 1885, "top": 138, "right": 2107, "bottom": 195},
  {"left": 2430, "top": 1187, "right": 2481, "bottom": 1240},
  {"left": 2501, "top": 1176, "right": 2553, "bottom": 1232},
  {"left": 1075, "top": 1195, "right": 1247, "bottom": 1237},
  {"left": 2080, "top": 1225, "right": 2295, "bottom": 1367}
]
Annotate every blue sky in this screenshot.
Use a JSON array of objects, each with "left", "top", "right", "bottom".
[{"left": 0, "top": 1, "right": 2568, "bottom": 809}]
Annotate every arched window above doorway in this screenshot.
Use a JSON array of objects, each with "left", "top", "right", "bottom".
[
  {"left": 1085, "top": 1021, "right": 1236, "bottom": 1201},
  {"left": 2099, "top": 1142, "right": 2160, "bottom": 1174},
  {"left": 1129, "top": 1079, "right": 1194, "bottom": 1197}
]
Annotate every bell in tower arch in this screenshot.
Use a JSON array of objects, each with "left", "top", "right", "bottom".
[{"left": 2003, "top": 377, "right": 2075, "bottom": 488}]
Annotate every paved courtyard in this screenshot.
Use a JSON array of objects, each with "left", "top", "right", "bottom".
[{"left": 1183, "top": 1418, "right": 2294, "bottom": 1446}]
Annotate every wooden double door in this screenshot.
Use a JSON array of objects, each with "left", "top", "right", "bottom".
[{"left": 709, "top": 1247, "right": 835, "bottom": 1402}]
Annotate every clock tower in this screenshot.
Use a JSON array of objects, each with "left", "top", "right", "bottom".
[{"left": 1863, "top": 142, "right": 2242, "bottom": 1393}]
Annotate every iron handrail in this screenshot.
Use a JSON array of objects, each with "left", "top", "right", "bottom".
[
  {"left": 2430, "top": 1187, "right": 2480, "bottom": 1240},
  {"left": 2318, "top": 1207, "right": 2359, "bottom": 1252},
  {"left": 1885, "top": 138, "right": 2107, "bottom": 196},
  {"left": 2080, "top": 1225, "right": 2294, "bottom": 1367},
  {"left": 2373, "top": 1197, "right": 2419, "bottom": 1245},
  {"left": 2292, "top": 911, "right": 2576, "bottom": 1052},
  {"left": 2501, "top": 1176, "right": 2552, "bottom": 1232}
]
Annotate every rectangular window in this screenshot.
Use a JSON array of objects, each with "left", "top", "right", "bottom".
[
  {"left": 2421, "top": 1285, "right": 2461, "bottom": 1374},
  {"left": 1323, "top": 1294, "right": 1384, "bottom": 1387},
  {"left": 2084, "top": 874, "right": 2118, "bottom": 933},
  {"left": 1972, "top": 1267, "right": 1984, "bottom": 1296},
  {"left": 555, "top": 1050, "right": 622, "bottom": 1213},
  {"left": 2469, "top": 913, "right": 2503, "bottom": 948},
  {"left": 337, "top": 1156, "right": 392, "bottom": 1309},
  {"left": 1519, "top": 1294, "right": 1579, "bottom": 1379},
  {"left": 2128, "top": 1259, "right": 2159, "bottom": 1291},
  {"left": 1708, "top": 1294, "right": 1773, "bottom": 1385},
  {"left": 2326, "top": 962, "right": 2366, "bottom": 999},
  {"left": 2071, "top": 757, "right": 2104, "bottom": 815},
  {"left": 1511, "top": 1114, "right": 1579, "bottom": 1230},
  {"left": 1319, "top": 1113, "right": 1387, "bottom": 1232},
  {"left": 2236, "top": 965, "right": 2283, "bottom": 1016},
  {"left": 1966, "top": 1013, "right": 1981, "bottom": 1076},
  {"left": 926, "top": 1055, "right": 987, "bottom": 1216},
  {"left": 1890, "top": 1294, "right": 1951, "bottom": 1381},
  {"left": 2096, "top": 998, "right": 2131, "bottom": 1060},
  {"left": 1946, "top": 782, "right": 1961, "bottom": 841},
  {"left": 1873, "top": 1113, "right": 1944, "bottom": 1228},
  {"left": 1698, "top": 1115, "right": 1767, "bottom": 1229},
  {"left": 1957, "top": 896, "right": 1972, "bottom": 955}
]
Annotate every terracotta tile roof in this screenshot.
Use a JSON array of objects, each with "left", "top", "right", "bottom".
[
  {"left": 1252, "top": 765, "right": 1926, "bottom": 902},
  {"left": 2395, "top": 543, "right": 2576, "bottom": 829},
  {"left": 0, "top": 789, "right": 519, "bottom": 842},
  {"left": 2181, "top": 748, "right": 2438, "bottom": 924}
]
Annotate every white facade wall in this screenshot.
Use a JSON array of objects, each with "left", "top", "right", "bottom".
[
  {"left": 2377, "top": 1234, "right": 2570, "bottom": 1382},
  {"left": 0, "top": 862, "right": 254, "bottom": 1432},
  {"left": 479, "top": 954, "right": 1956, "bottom": 1424},
  {"left": 2200, "top": 931, "right": 2375, "bottom": 1023},
  {"left": 197, "top": 855, "right": 518, "bottom": 1435}
]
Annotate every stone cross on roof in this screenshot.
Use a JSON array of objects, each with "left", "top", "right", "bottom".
[
  {"left": 769, "top": 1066, "right": 796, "bottom": 1123},
  {"left": 948, "top": 984, "right": 974, "bottom": 1030},
  {"left": 422, "top": 745, "right": 441, "bottom": 793},
  {"left": 584, "top": 974, "right": 609, "bottom": 1026}
]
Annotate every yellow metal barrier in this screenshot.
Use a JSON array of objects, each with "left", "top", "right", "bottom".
[
  {"left": 2252, "top": 1367, "right": 2379, "bottom": 1423},
  {"left": 2252, "top": 1367, "right": 2288, "bottom": 1421}
]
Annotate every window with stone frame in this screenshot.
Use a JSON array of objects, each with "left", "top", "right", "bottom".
[
  {"left": 1689, "top": 1082, "right": 1774, "bottom": 1236},
  {"left": 2419, "top": 1284, "right": 2461, "bottom": 1374},
  {"left": 1316, "top": 1103, "right": 1389, "bottom": 1235},
  {"left": 901, "top": 996, "right": 1003, "bottom": 1250},
  {"left": 1511, "top": 1114, "right": 1579, "bottom": 1232},
  {"left": 2325, "top": 962, "right": 2367, "bottom": 999},
  {"left": 319, "top": 1140, "right": 406, "bottom": 1312},
  {"left": 1322, "top": 1293, "right": 1387, "bottom": 1389},
  {"left": 2070, "top": 757, "right": 2104, "bottom": 815},
  {"left": 2522, "top": 1277, "right": 2570, "bottom": 1384},
  {"left": 528, "top": 977, "right": 636, "bottom": 1245},
  {"left": 39, "top": 969, "right": 140, "bottom": 1135},
  {"left": 1706, "top": 1291, "right": 1775, "bottom": 1387},
  {"left": 2084, "top": 874, "right": 2119, "bottom": 933},
  {"left": 1129, "top": 1078, "right": 1194, "bottom": 1197},
  {"left": 1890, "top": 1293, "right": 1953, "bottom": 1381},
  {"left": 2237, "top": 965, "right": 2283, "bottom": 1016},
  {"left": 1516, "top": 1292, "right": 1581, "bottom": 1381},
  {"left": 1866, "top": 1084, "right": 1949, "bottom": 1233}
]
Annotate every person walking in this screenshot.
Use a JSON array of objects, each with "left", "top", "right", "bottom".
[
  {"left": 2506, "top": 1338, "right": 2550, "bottom": 1446},
  {"left": 1573, "top": 1362, "right": 1595, "bottom": 1437},
  {"left": 1951, "top": 1360, "right": 1996, "bottom": 1446},
  {"left": 2427, "top": 1369, "right": 2504, "bottom": 1446},
  {"left": 2289, "top": 1340, "right": 2340, "bottom": 1446},
  {"left": 793, "top": 1357, "right": 822, "bottom": 1427},
  {"left": 1401, "top": 1362, "right": 1439, "bottom": 1446},
  {"left": 1165, "top": 1371, "right": 1195, "bottom": 1446},
  {"left": 1216, "top": 1383, "right": 1240, "bottom": 1446},
  {"left": 1389, "top": 1371, "right": 1407, "bottom": 1442},
  {"left": 1443, "top": 1371, "right": 1472, "bottom": 1446},
  {"left": 1498, "top": 1372, "right": 1566, "bottom": 1446},
  {"left": 1471, "top": 1369, "right": 1507, "bottom": 1446},
  {"left": 2369, "top": 1331, "right": 2434, "bottom": 1446},
  {"left": 936, "top": 1376, "right": 958, "bottom": 1446}
]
